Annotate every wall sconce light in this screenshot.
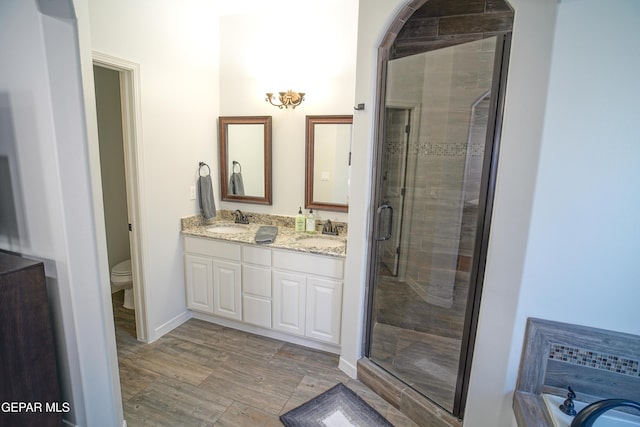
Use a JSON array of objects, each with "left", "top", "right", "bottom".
[{"left": 265, "top": 90, "right": 305, "bottom": 109}]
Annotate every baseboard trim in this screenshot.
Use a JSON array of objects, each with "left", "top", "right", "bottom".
[
  {"left": 190, "top": 311, "right": 341, "bottom": 354},
  {"left": 339, "top": 356, "right": 357, "bottom": 378},
  {"left": 151, "top": 310, "right": 192, "bottom": 341}
]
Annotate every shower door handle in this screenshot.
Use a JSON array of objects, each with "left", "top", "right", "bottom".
[{"left": 376, "top": 203, "right": 394, "bottom": 241}]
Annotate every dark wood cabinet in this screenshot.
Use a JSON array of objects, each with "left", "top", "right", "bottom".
[{"left": 0, "top": 252, "right": 63, "bottom": 427}]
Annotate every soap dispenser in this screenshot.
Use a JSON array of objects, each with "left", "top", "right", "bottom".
[
  {"left": 295, "top": 207, "right": 306, "bottom": 232},
  {"left": 306, "top": 209, "right": 316, "bottom": 233}
]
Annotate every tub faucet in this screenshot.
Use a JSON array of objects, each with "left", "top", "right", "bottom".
[
  {"left": 570, "top": 399, "right": 640, "bottom": 427},
  {"left": 234, "top": 210, "right": 249, "bottom": 224},
  {"left": 560, "top": 387, "right": 577, "bottom": 416}
]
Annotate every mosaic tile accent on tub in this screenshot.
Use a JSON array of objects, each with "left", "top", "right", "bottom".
[{"left": 548, "top": 343, "right": 640, "bottom": 377}]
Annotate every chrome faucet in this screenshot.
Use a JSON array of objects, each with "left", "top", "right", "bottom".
[
  {"left": 571, "top": 399, "right": 640, "bottom": 427},
  {"left": 233, "top": 210, "right": 249, "bottom": 224}
]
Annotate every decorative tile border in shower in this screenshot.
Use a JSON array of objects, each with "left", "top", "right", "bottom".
[
  {"left": 414, "top": 141, "right": 485, "bottom": 157},
  {"left": 548, "top": 343, "right": 640, "bottom": 377},
  {"left": 385, "top": 139, "right": 486, "bottom": 157}
]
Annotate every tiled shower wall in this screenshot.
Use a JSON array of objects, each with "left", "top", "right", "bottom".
[{"left": 386, "top": 37, "right": 496, "bottom": 338}]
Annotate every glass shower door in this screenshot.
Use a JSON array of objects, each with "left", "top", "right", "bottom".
[{"left": 367, "top": 36, "right": 504, "bottom": 415}]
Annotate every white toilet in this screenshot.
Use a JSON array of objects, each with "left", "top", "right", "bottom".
[{"left": 111, "top": 259, "right": 134, "bottom": 310}]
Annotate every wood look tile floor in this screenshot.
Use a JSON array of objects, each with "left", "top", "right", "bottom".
[{"left": 112, "top": 291, "right": 418, "bottom": 426}]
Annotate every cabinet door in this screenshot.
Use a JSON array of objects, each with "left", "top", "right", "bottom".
[
  {"left": 272, "top": 271, "right": 306, "bottom": 336},
  {"left": 185, "top": 254, "right": 213, "bottom": 313},
  {"left": 306, "top": 277, "right": 343, "bottom": 344},
  {"left": 213, "top": 260, "right": 242, "bottom": 320}
]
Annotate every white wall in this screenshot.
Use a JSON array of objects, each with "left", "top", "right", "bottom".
[
  {"left": 217, "top": 0, "right": 358, "bottom": 222},
  {"left": 517, "top": 0, "right": 640, "bottom": 334},
  {"left": 87, "top": 0, "right": 220, "bottom": 340},
  {"left": 340, "top": 0, "right": 410, "bottom": 376},
  {"left": 504, "top": 0, "right": 640, "bottom": 422},
  {"left": 1, "top": 0, "right": 121, "bottom": 425}
]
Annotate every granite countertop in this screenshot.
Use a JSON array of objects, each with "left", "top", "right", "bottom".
[{"left": 181, "top": 217, "right": 347, "bottom": 258}]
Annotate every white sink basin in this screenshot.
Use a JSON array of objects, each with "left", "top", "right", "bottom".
[
  {"left": 206, "top": 225, "right": 249, "bottom": 234},
  {"left": 296, "top": 236, "right": 346, "bottom": 249},
  {"left": 544, "top": 394, "right": 640, "bottom": 427}
]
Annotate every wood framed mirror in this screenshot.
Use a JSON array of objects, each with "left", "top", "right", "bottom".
[
  {"left": 305, "top": 115, "right": 352, "bottom": 213},
  {"left": 219, "top": 116, "right": 272, "bottom": 205}
]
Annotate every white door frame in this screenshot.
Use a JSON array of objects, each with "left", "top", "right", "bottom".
[{"left": 93, "top": 51, "right": 149, "bottom": 342}]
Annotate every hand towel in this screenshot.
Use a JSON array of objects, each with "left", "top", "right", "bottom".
[
  {"left": 255, "top": 226, "right": 278, "bottom": 244},
  {"left": 198, "top": 175, "right": 216, "bottom": 220},
  {"left": 228, "top": 172, "right": 245, "bottom": 196}
]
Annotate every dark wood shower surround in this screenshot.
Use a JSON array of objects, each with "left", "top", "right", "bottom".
[
  {"left": 391, "top": 0, "right": 514, "bottom": 59},
  {"left": 361, "top": 1, "right": 514, "bottom": 425},
  {"left": 0, "top": 252, "right": 62, "bottom": 427}
]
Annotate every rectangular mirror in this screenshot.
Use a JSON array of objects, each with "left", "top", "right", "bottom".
[
  {"left": 305, "top": 115, "right": 352, "bottom": 213},
  {"left": 219, "top": 116, "right": 272, "bottom": 205}
]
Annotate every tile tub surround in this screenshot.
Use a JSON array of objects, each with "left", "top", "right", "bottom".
[
  {"left": 513, "top": 318, "right": 640, "bottom": 426},
  {"left": 181, "top": 212, "right": 347, "bottom": 258}
]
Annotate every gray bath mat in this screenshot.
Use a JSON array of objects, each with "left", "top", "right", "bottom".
[{"left": 280, "top": 383, "right": 394, "bottom": 427}]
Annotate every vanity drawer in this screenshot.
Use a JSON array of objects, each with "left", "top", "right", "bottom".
[
  {"left": 272, "top": 250, "right": 344, "bottom": 280},
  {"left": 243, "top": 264, "right": 271, "bottom": 297},
  {"left": 242, "top": 246, "right": 271, "bottom": 266},
  {"left": 184, "top": 236, "right": 241, "bottom": 261}
]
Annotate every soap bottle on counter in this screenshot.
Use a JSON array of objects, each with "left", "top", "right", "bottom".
[
  {"left": 295, "top": 207, "right": 306, "bottom": 232},
  {"left": 306, "top": 209, "right": 316, "bottom": 233}
]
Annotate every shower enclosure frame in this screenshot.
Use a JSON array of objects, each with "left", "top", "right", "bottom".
[{"left": 362, "top": 0, "right": 514, "bottom": 419}]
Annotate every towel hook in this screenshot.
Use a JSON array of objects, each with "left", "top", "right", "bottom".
[
  {"left": 232, "top": 160, "right": 242, "bottom": 174},
  {"left": 198, "top": 162, "right": 210, "bottom": 177}
]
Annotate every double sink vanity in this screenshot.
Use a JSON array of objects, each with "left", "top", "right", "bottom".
[
  {"left": 182, "top": 112, "right": 351, "bottom": 353},
  {"left": 181, "top": 211, "right": 347, "bottom": 353}
]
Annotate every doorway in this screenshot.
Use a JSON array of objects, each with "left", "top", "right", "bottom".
[
  {"left": 92, "top": 53, "right": 148, "bottom": 342},
  {"left": 364, "top": 0, "right": 513, "bottom": 420}
]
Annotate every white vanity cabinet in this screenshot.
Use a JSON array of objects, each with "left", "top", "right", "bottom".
[
  {"left": 272, "top": 250, "right": 344, "bottom": 345},
  {"left": 184, "top": 237, "right": 241, "bottom": 320},
  {"left": 183, "top": 234, "right": 344, "bottom": 350}
]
